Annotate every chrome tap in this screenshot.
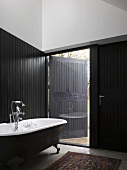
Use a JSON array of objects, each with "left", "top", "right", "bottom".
[{"left": 10, "top": 101, "right": 25, "bottom": 131}]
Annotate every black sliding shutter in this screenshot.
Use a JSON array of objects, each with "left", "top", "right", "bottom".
[{"left": 49, "top": 56, "right": 88, "bottom": 139}]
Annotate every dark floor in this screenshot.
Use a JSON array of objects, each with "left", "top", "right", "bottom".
[
  {"left": 19, "top": 145, "right": 127, "bottom": 170},
  {"left": 1, "top": 144, "right": 127, "bottom": 170}
]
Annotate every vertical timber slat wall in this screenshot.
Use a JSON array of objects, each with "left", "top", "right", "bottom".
[
  {"left": 98, "top": 41, "right": 127, "bottom": 152},
  {"left": 0, "top": 28, "right": 45, "bottom": 123},
  {"left": 50, "top": 56, "right": 88, "bottom": 139},
  {"left": 50, "top": 57, "right": 87, "bottom": 116}
]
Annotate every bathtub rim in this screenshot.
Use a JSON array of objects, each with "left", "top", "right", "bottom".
[{"left": 0, "top": 118, "right": 67, "bottom": 136}]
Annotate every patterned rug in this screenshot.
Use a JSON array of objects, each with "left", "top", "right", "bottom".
[{"left": 45, "top": 151, "right": 122, "bottom": 170}]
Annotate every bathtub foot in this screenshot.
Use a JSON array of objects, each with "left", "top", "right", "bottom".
[
  {"left": 7, "top": 156, "right": 24, "bottom": 170},
  {"left": 53, "top": 144, "right": 60, "bottom": 154}
]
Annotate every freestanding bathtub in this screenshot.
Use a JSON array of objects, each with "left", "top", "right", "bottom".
[{"left": 0, "top": 118, "right": 67, "bottom": 164}]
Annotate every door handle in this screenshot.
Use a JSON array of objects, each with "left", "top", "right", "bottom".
[{"left": 99, "top": 95, "right": 105, "bottom": 106}]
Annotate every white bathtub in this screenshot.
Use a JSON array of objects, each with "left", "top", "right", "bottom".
[
  {"left": 0, "top": 118, "right": 67, "bottom": 136},
  {"left": 0, "top": 118, "right": 67, "bottom": 164}
]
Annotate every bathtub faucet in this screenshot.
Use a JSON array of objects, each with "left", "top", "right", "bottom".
[{"left": 10, "top": 101, "right": 25, "bottom": 131}]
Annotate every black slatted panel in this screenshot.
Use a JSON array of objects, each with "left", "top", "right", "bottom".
[
  {"left": 50, "top": 57, "right": 87, "bottom": 115},
  {"left": 50, "top": 56, "right": 88, "bottom": 139},
  {"left": 0, "top": 28, "right": 45, "bottom": 123},
  {"left": 99, "top": 41, "right": 127, "bottom": 152}
]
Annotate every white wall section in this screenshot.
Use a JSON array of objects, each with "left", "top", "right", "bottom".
[
  {"left": 0, "top": 0, "right": 42, "bottom": 50},
  {"left": 0, "top": 0, "right": 127, "bottom": 51},
  {"left": 42, "top": 0, "right": 127, "bottom": 51}
]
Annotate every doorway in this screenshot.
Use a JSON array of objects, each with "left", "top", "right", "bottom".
[{"left": 48, "top": 49, "right": 90, "bottom": 146}]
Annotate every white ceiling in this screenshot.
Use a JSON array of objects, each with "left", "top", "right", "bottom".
[{"left": 102, "top": 0, "right": 127, "bottom": 12}]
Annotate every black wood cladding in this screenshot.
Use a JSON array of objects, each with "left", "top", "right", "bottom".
[
  {"left": 98, "top": 41, "right": 127, "bottom": 152},
  {"left": 50, "top": 57, "right": 88, "bottom": 118},
  {"left": 0, "top": 28, "right": 45, "bottom": 123}
]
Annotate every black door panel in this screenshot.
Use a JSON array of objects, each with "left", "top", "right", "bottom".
[{"left": 99, "top": 42, "right": 127, "bottom": 152}]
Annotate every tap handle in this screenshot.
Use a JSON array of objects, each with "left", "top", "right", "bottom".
[
  {"left": 19, "top": 117, "right": 22, "bottom": 121},
  {"left": 19, "top": 112, "right": 25, "bottom": 116},
  {"left": 16, "top": 106, "right": 21, "bottom": 112}
]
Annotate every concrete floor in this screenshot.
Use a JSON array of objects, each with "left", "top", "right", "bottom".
[
  {"left": 60, "top": 137, "right": 89, "bottom": 146},
  {"left": 18, "top": 144, "right": 127, "bottom": 170}
]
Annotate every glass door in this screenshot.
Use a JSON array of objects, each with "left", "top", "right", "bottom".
[{"left": 48, "top": 49, "right": 90, "bottom": 146}]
